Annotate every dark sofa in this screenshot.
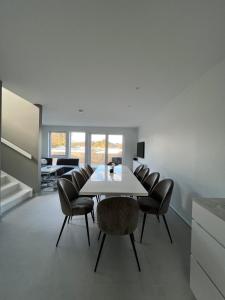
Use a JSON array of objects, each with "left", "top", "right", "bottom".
[{"left": 56, "top": 158, "right": 79, "bottom": 180}]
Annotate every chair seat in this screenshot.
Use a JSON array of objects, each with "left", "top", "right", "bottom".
[
  {"left": 79, "top": 194, "right": 97, "bottom": 199},
  {"left": 71, "top": 197, "right": 94, "bottom": 215},
  {"left": 138, "top": 197, "right": 160, "bottom": 214}
]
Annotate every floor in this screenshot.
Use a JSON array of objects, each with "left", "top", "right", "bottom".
[{"left": 0, "top": 193, "right": 195, "bottom": 300}]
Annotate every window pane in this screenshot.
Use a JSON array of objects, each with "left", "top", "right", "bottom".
[
  {"left": 70, "top": 132, "right": 86, "bottom": 164},
  {"left": 91, "top": 134, "right": 106, "bottom": 166},
  {"left": 108, "top": 135, "right": 123, "bottom": 164},
  {"left": 50, "top": 132, "right": 66, "bottom": 156}
]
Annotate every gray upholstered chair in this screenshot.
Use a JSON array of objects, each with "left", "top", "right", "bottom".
[
  {"left": 138, "top": 179, "right": 174, "bottom": 244},
  {"left": 84, "top": 166, "right": 92, "bottom": 177},
  {"left": 142, "top": 172, "right": 160, "bottom": 194},
  {"left": 72, "top": 171, "right": 86, "bottom": 190},
  {"left": 137, "top": 167, "right": 150, "bottom": 183},
  {"left": 134, "top": 164, "right": 144, "bottom": 176},
  {"left": 80, "top": 168, "right": 90, "bottom": 180},
  {"left": 94, "top": 197, "right": 141, "bottom": 272},
  {"left": 87, "top": 164, "right": 94, "bottom": 175},
  {"left": 56, "top": 178, "right": 94, "bottom": 247},
  {"left": 72, "top": 170, "right": 100, "bottom": 204}
]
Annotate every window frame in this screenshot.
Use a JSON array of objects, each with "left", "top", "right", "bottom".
[
  {"left": 69, "top": 131, "right": 86, "bottom": 165},
  {"left": 107, "top": 134, "right": 124, "bottom": 164},
  {"left": 48, "top": 131, "right": 67, "bottom": 158},
  {"left": 90, "top": 133, "right": 107, "bottom": 166}
]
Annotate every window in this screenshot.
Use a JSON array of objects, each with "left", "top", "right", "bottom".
[
  {"left": 108, "top": 135, "right": 123, "bottom": 164},
  {"left": 70, "top": 132, "right": 86, "bottom": 164},
  {"left": 49, "top": 132, "right": 66, "bottom": 156},
  {"left": 91, "top": 134, "right": 106, "bottom": 166}
]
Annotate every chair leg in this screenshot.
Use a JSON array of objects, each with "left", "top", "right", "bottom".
[
  {"left": 140, "top": 213, "right": 147, "bottom": 243},
  {"left": 56, "top": 216, "right": 68, "bottom": 247},
  {"left": 85, "top": 214, "right": 90, "bottom": 246},
  {"left": 130, "top": 233, "right": 141, "bottom": 272},
  {"left": 156, "top": 215, "right": 160, "bottom": 223},
  {"left": 98, "top": 230, "right": 102, "bottom": 241},
  {"left": 91, "top": 210, "right": 95, "bottom": 223},
  {"left": 163, "top": 215, "right": 173, "bottom": 244},
  {"left": 94, "top": 233, "right": 106, "bottom": 272}
]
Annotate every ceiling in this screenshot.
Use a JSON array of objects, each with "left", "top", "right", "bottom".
[{"left": 0, "top": 0, "right": 225, "bottom": 127}]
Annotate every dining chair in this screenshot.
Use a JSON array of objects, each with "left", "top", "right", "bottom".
[
  {"left": 80, "top": 168, "right": 90, "bottom": 180},
  {"left": 87, "top": 164, "right": 94, "bottom": 175},
  {"left": 134, "top": 164, "right": 144, "bottom": 176},
  {"left": 82, "top": 166, "right": 101, "bottom": 202},
  {"left": 94, "top": 197, "right": 141, "bottom": 272},
  {"left": 137, "top": 168, "right": 150, "bottom": 183},
  {"left": 72, "top": 170, "right": 99, "bottom": 206},
  {"left": 138, "top": 179, "right": 174, "bottom": 244},
  {"left": 84, "top": 166, "right": 92, "bottom": 177},
  {"left": 142, "top": 172, "right": 160, "bottom": 194},
  {"left": 72, "top": 171, "right": 87, "bottom": 190},
  {"left": 56, "top": 178, "right": 94, "bottom": 247}
]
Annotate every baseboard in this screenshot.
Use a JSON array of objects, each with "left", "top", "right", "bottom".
[{"left": 170, "top": 204, "right": 191, "bottom": 227}]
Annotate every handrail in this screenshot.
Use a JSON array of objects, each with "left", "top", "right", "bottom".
[{"left": 1, "top": 137, "right": 32, "bottom": 160}]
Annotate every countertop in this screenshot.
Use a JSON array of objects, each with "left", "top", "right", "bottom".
[{"left": 193, "top": 197, "right": 225, "bottom": 222}]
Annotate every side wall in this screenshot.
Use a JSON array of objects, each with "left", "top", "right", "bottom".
[
  {"left": 42, "top": 125, "right": 138, "bottom": 169},
  {"left": 1, "top": 88, "right": 42, "bottom": 193},
  {"left": 138, "top": 59, "right": 225, "bottom": 224},
  {"left": 0, "top": 81, "right": 2, "bottom": 213}
]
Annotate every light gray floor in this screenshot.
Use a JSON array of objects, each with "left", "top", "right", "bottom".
[{"left": 0, "top": 193, "right": 195, "bottom": 300}]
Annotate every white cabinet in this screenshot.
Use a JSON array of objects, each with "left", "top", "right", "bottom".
[
  {"left": 190, "top": 256, "right": 224, "bottom": 300},
  {"left": 190, "top": 198, "right": 225, "bottom": 300}
]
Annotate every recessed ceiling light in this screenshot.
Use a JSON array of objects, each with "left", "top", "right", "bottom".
[{"left": 78, "top": 109, "right": 84, "bottom": 113}]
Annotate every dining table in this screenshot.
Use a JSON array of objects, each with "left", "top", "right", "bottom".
[{"left": 79, "top": 164, "right": 148, "bottom": 197}]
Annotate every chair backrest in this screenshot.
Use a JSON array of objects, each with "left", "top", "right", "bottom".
[
  {"left": 149, "top": 179, "right": 174, "bottom": 214},
  {"left": 57, "top": 158, "right": 79, "bottom": 166},
  {"left": 137, "top": 168, "right": 150, "bottom": 183},
  {"left": 72, "top": 171, "right": 86, "bottom": 190},
  {"left": 57, "top": 178, "right": 79, "bottom": 215},
  {"left": 134, "top": 164, "right": 144, "bottom": 176},
  {"left": 87, "top": 164, "right": 94, "bottom": 174},
  {"left": 97, "top": 197, "right": 139, "bottom": 235},
  {"left": 84, "top": 166, "right": 92, "bottom": 177},
  {"left": 80, "top": 168, "right": 89, "bottom": 180},
  {"left": 142, "top": 172, "right": 160, "bottom": 194}
]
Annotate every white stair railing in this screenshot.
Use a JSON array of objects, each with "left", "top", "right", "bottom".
[{"left": 1, "top": 138, "right": 32, "bottom": 160}]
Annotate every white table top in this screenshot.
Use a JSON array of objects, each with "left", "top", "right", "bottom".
[
  {"left": 41, "top": 165, "right": 63, "bottom": 174},
  {"left": 80, "top": 165, "right": 148, "bottom": 196}
]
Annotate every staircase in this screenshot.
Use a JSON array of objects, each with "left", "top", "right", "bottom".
[{"left": 0, "top": 171, "right": 33, "bottom": 214}]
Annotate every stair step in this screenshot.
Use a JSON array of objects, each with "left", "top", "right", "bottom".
[
  {"left": 0, "top": 171, "right": 33, "bottom": 214},
  {"left": 0, "top": 173, "right": 9, "bottom": 186},
  {"left": 1, "top": 189, "right": 32, "bottom": 213},
  {"left": 1, "top": 181, "right": 20, "bottom": 198}
]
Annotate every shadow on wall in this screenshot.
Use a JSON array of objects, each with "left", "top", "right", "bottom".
[{"left": 171, "top": 181, "right": 201, "bottom": 225}]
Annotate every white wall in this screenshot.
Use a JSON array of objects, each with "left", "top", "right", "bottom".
[
  {"left": 42, "top": 125, "right": 138, "bottom": 169},
  {"left": 138, "top": 58, "right": 225, "bottom": 224}
]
